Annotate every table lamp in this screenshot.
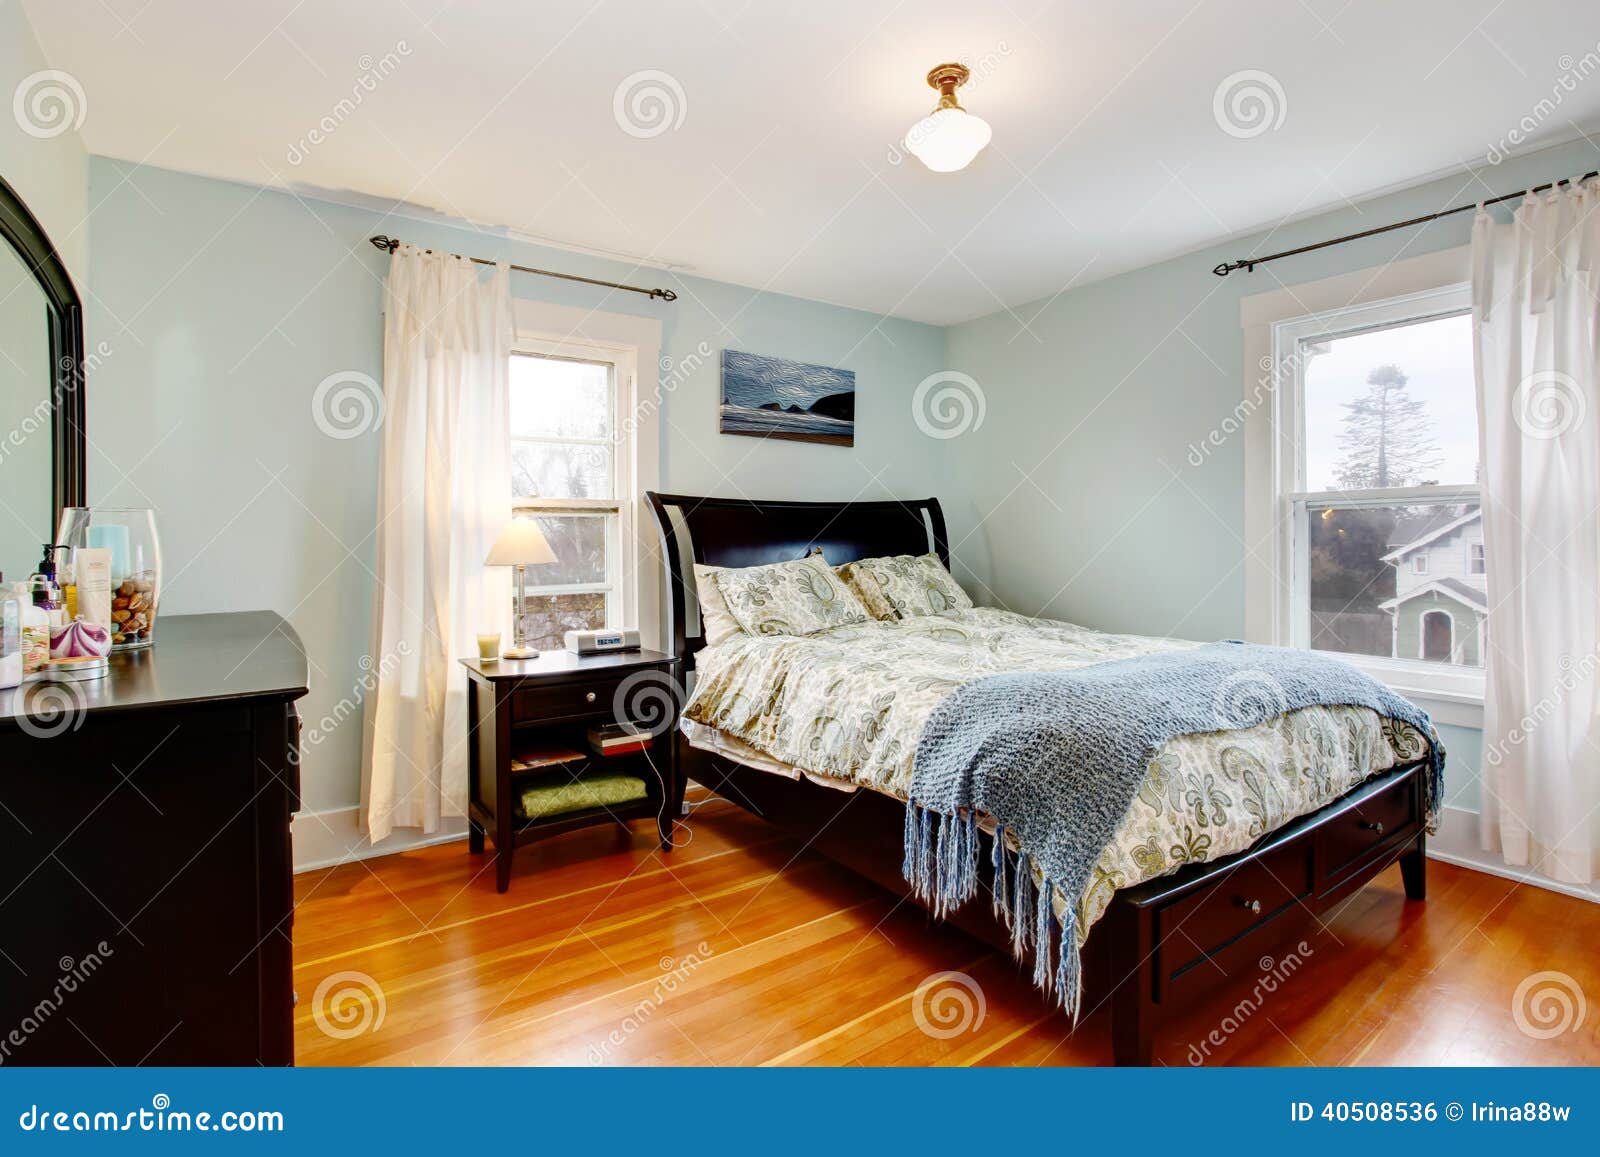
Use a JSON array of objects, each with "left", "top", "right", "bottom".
[{"left": 485, "top": 517, "right": 557, "bottom": 659}]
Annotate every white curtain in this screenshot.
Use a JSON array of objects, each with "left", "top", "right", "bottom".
[
  {"left": 362, "top": 245, "right": 513, "bottom": 843},
  {"left": 1472, "top": 179, "right": 1600, "bottom": 885}
]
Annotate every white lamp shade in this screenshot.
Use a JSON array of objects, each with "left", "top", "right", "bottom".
[
  {"left": 485, "top": 517, "right": 557, "bottom": 566},
  {"left": 905, "top": 106, "right": 992, "bottom": 173}
]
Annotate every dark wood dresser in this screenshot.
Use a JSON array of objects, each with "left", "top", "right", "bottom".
[{"left": 0, "top": 611, "right": 308, "bottom": 1065}]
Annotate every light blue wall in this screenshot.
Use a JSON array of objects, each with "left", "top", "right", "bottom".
[
  {"left": 0, "top": 0, "right": 87, "bottom": 284},
  {"left": 942, "top": 138, "right": 1600, "bottom": 814},
  {"left": 84, "top": 159, "right": 951, "bottom": 817},
  {"left": 1, "top": 0, "right": 88, "bottom": 577}
]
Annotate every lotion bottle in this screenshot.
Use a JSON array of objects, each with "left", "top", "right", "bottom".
[
  {"left": 14, "top": 581, "right": 48, "bottom": 678},
  {"left": 0, "top": 576, "right": 21, "bottom": 689}
]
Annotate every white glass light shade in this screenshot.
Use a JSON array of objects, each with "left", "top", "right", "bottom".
[{"left": 904, "top": 106, "right": 992, "bottom": 172}]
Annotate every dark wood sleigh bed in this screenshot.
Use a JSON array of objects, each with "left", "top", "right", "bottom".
[{"left": 646, "top": 491, "right": 1429, "bottom": 1066}]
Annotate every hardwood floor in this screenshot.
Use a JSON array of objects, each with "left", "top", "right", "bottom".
[{"left": 292, "top": 794, "right": 1600, "bottom": 1066}]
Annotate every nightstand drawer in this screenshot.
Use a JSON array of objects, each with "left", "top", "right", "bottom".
[{"left": 512, "top": 676, "right": 629, "bottom": 722}]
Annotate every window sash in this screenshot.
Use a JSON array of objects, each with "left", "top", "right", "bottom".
[
  {"left": 506, "top": 342, "right": 633, "bottom": 633},
  {"left": 1272, "top": 282, "right": 1482, "bottom": 692}
]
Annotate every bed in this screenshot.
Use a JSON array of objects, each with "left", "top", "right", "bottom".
[{"left": 646, "top": 491, "right": 1433, "bottom": 1065}]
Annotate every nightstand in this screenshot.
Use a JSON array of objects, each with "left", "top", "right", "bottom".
[{"left": 460, "top": 648, "right": 681, "bottom": 892}]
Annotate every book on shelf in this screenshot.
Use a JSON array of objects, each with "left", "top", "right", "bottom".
[
  {"left": 509, "top": 745, "right": 585, "bottom": 774},
  {"left": 586, "top": 721, "right": 653, "bottom": 757}
]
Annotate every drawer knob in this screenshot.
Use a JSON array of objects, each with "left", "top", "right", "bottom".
[
  {"left": 1236, "top": 897, "right": 1262, "bottom": 915},
  {"left": 585, "top": 691, "right": 597, "bottom": 703},
  {"left": 1360, "top": 820, "right": 1385, "bottom": 836}
]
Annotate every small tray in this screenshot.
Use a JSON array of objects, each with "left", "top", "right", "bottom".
[{"left": 45, "top": 655, "right": 109, "bottom": 682}]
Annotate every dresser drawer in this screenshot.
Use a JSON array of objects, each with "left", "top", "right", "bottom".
[
  {"left": 1154, "top": 840, "right": 1313, "bottom": 989},
  {"left": 1319, "top": 773, "right": 1417, "bottom": 883},
  {"left": 512, "top": 674, "right": 630, "bottom": 723}
]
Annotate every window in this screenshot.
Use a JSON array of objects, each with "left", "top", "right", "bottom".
[
  {"left": 1271, "top": 281, "right": 1485, "bottom": 693},
  {"left": 507, "top": 300, "right": 662, "bottom": 652},
  {"left": 509, "top": 346, "right": 632, "bottom": 652}
]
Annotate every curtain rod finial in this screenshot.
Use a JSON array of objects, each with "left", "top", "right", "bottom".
[{"left": 369, "top": 235, "right": 398, "bottom": 253}]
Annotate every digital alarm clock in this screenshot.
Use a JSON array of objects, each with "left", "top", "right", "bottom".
[{"left": 564, "top": 628, "right": 641, "bottom": 655}]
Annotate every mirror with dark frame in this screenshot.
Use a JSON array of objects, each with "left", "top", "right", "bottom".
[{"left": 0, "top": 173, "right": 85, "bottom": 583}]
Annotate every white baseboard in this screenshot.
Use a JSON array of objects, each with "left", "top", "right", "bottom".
[
  {"left": 1428, "top": 804, "right": 1600, "bottom": 903},
  {"left": 291, "top": 805, "right": 467, "bottom": 873},
  {"left": 292, "top": 799, "right": 1598, "bottom": 904}
]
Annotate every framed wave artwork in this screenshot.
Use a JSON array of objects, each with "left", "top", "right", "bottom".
[{"left": 718, "top": 349, "right": 855, "bottom": 447}]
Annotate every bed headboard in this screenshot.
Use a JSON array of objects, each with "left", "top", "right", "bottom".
[{"left": 645, "top": 491, "right": 949, "bottom": 669}]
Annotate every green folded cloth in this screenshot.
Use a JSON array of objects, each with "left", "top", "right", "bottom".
[{"left": 516, "top": 773, "right": 648, "bottom": 821}]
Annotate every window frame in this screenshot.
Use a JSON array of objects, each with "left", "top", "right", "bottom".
[
  {"left": 509, "top": 343, "right": 633, "bottom": 634},
  {"left": 510, "top": 299, "right": 663, "bottom": 650},
  {"left": 1242, "top": 245, "right": 1484, "bottom": 721}
]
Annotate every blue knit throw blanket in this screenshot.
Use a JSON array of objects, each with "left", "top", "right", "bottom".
[{"left": 903, "top": 641, "right": 1443, "bottom": 1019}]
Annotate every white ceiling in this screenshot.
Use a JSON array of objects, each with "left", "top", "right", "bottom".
[{"left": 24, "top": 0, "right": 1600, "bottom": 324}]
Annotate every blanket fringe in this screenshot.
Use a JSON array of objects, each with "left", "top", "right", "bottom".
[
  {"left": 991, "top": 825, "right": 1009, "bottom": 923},
  {"left": 905, "top": 804, "right": 1085, "bottom": 1020}
]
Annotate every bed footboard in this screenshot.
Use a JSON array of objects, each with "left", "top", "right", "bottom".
[{"left": 683, "top": 735, "right": 1428, "bottom": 1066}]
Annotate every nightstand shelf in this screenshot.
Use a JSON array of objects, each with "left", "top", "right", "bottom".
[{"left": 460, "top": 648, "right": 680, "bottom": 892}]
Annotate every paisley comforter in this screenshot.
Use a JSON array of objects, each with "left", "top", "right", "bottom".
[{"left": 681, "top": 607, "right": 1430, "bottom": 941}]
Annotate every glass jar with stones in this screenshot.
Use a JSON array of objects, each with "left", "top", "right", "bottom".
[{"left": 56, "top": 507, "right": 163, "bottom": 651}]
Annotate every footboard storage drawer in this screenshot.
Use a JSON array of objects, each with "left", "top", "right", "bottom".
[
  {"left": 1152, "top": 841, "right": 1313, "bottom": 999},
  {"left": 1317, "top": 772, "right": 1419, "bottom": 888}
]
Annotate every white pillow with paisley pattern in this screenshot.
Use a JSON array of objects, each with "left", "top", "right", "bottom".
[
  {"left": 713, "top": 555, "right": 871, "bottom": 637},
  {"left": 692, "top": 563, "right": 747, "bottom": 646},
  {"left": 835, "top": 553, "right": 971, "bottom": 619}
]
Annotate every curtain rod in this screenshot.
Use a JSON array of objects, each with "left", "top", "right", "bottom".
[
  {"left": 1212, "top": 169, "right": 1600, "bottom": 277},
  {"left": 368, "top": 235, "right": 678, "bottom": 301}
]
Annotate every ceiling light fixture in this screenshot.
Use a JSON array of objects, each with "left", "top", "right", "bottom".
[{"left": 904, "top": 63, "right": 992, "bottom": 173}]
